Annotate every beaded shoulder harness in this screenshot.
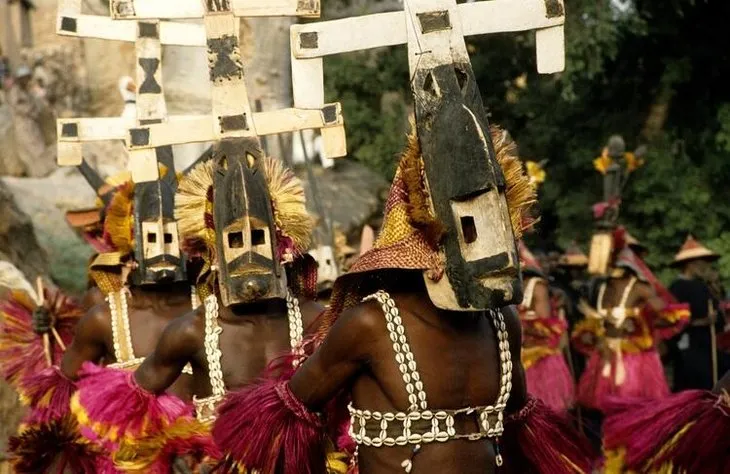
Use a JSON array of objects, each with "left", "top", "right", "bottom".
[
  {"left": 597, "top": 277, "right": 639, "bottom": 326},
  {"left": 193, "top": 291, "right": 305, "bottom": 423},
  {"left": 106, "top": 288, "right": 197, "bottom": 375},
  {"left": 348, "top": 291, "right": 512, "bottom": 470}
]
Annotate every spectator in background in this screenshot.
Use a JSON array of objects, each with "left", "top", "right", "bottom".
[{"left": 669, "top": 235, "right": 730, "bottom": 390}]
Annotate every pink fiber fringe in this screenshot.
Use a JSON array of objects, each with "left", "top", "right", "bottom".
[
  {"left": 0, "top": 292, "right": 78, "bottom": 390},
  {"left": 577, "top": 350, "right": 669, "bottom": 411},
  {"left": 649, "top": 393, "right": 730, "bottom": 473},
  {"left": 19, "top": 365, "right": 76, "bottom": 424},
  {"left": 602, "top": 389, "right": 725, "bottom": 471},
  {"left": 74, "top": 362, "right": 192, "bottom": 442},
  {"left": 650, "top": 303, "right": 691, "bottom": 341},
  {"left": 212, "top": 380, "right": 326, "bottom": 474},
  {"left": 8, "top": 416, "right": 119, "bottom": 474},
  {"left": 526, "top": 353, "right": 575, "bottom": 413},
  {"left": 501, "top": 396, "right": 594, "bottom": 473}
]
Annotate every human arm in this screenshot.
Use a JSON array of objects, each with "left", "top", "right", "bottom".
[
  {"left": 134, "top": 310, "right": 203, "bottom": 394},
  {"left": 59, "top": 305, "right": 109, "bottom": 379},
  {"left": 532, "top": 280, "right": 551, "bottom": 319},
  {"left": 80, "top": 286, "right": 105, "bottom": 312},
  {"left": 299, "top": 298, "right": 326, "bottom": 334},
  {"left": 288, "top": 302, "right": 379, "bottom": 410},
  {"left": 212, "top": 303, "right": 380, "bottom": 473}
]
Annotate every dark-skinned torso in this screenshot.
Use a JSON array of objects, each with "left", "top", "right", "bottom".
[
  {"left": 288, "top": 275, "right": 528, "bottom": 474},
  {"left": 595, "top": 272, "right": 661, "bottom": 338},
  {"left": 133, "top": 295, "right": 324, "bottom": 400},
  {"left": 60, "top": 282, "right": 196, "bottom": 400}
]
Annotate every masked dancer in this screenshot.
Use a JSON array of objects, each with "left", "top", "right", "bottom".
[{"left": 68, "top": 142, "right": 326, "bottom": 472}]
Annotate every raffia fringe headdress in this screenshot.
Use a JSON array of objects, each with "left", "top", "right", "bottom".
[
  {"left": 175, "top": 157, "right": 314, "bottom": 269},
  {"left": 316, "top": 120, "right": 537, "bottom": 337}
]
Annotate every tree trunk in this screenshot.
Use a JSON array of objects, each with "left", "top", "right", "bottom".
[{"left": 245, "top": 17, "right": 295, "bottom": 162}]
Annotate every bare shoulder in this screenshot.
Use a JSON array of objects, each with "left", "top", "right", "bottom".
[
  {"left": 75, "top": 301, "right": 112, "bottom": 341},
  {"left": 162, "top": 306, "right": 206, "bottom": 350},
  {"left": 81, "top": 287, "right": 105, "bottom": 312},
  {"left": 319, "top": 300, "right": 387, "bottom": 364},
  {"left": 500, "top": 305, "right": 521, "bottom": 333},
  {"left": 335, "top": 299, "right": 387, "bottom": 335},
  {"left": 634, "top": 280, "right": 654, "bottom": 297},
  {"left": 299, "top": 298, "right": 326, "bottom": 328}
]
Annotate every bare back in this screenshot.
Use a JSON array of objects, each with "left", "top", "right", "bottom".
[
  {"left": 289, "top": 289, "right": 527, "bottom": 474},
  {"left": 136, "top": 297, "right": 324, "bottom": 402},
  {"left": 353, "top": 293, "right": 503, "bottom": 474}
]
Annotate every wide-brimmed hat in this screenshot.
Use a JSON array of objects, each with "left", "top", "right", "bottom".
[{"left": 672, "top": 235, "right": 719, "bottom": 266}]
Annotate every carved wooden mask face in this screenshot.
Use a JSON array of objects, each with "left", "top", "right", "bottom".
[
  {"left": 212, "top": 139, "right": 286, "bottom": 307},
  {"left": 309, "top": 244, "right": 338, "bottom": 292},
  {"left": 413, "top": 63, "right": 521, "bottom": 310},
  {"left": 132, "top": 178, "right": 186, "bottom": 285}
]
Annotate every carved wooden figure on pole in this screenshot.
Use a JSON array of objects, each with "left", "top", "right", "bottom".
[{"left": 103, "top": 0, "right": 347, "bottom": 164}]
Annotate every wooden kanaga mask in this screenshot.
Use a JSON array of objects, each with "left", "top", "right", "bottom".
[
  {"left": 411, "top": 48, "right": 521, "bottom": 310},
  {"left": 131, "top": 147, "right": 187, "bottom": 285},
  {"left": 212, "top": 139, "right": 287, "bottom": 306}
]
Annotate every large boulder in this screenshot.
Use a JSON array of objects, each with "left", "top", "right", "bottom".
[
  {"left": 0, "top": 179, "right": 48, "bottom": 281},
  {"left": 296, "top": 159, "right": 389, "bottom": 240},
  {"left": 0, "top": 105, "right": 23, "bottom": 177},
  {"left": 2, "top": 167, "right": 96, "bottom": 294}
]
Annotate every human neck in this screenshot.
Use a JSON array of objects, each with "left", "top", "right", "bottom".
[
  {"left": 218, "top": 297, "right": 288, "bottom": 322},
  {"left": 129, "top": 282, "right": 191, "bottom": 307}
]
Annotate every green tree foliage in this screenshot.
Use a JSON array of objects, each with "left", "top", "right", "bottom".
[{"left": 323, "top": 0, "right": 730, "bottom": 285}]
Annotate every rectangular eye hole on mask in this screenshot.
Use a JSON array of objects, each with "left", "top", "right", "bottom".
[
  {"left": 228, "top": 231, "right": 244, "bottom": 249},
  {"left": 147, "top": 232, "right": 157, "bottom": 243},
  {"left": 164, "top": 233, "right": 173, "bottom": 244},
  {"left": 251, "top": 228, "right": 266, "bottom": 246},
  {"left": 451, "top": 190, "right": 513, "bottom": 263},
  {"left": 460, "top": 216, "right": 478, "bottom": 244}
]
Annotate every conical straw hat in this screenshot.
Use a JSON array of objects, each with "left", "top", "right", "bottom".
[{"left": 672, "top": 235, "right": 719, "bottom": 266}]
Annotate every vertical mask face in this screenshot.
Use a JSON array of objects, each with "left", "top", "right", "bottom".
[
  {"left": 309, "top": 244, "right": 338, "bottom": 292},
  {"left": 414, "top": 63, "right": 521, "bottom": 310},
  {"left": 213, "top": 139, "right": 286, "bottom": 306},
  {"left": 132, "top": 178, "right": 187, "bottom": 285}
]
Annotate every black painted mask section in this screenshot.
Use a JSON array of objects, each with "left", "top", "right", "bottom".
[
  {"left": 131, "top": 149, "right": 186, "bottom": 286},
  {"left": 413, "top": 63, "right": 521, "bottom": 309},
  {"left": 212, "top": 138, "right": 285, "bottom": 306}
]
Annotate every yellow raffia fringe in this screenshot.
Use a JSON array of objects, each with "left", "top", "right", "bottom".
[
  {"left": 594, "top": 148, "right": 613, "bottom": 175},
  {"left": 325, "top": 451, "right": 349, "bottom": 474},
  {"left": 71, "top": 390, "right": 167, "bottom": 446},
  {"left": 659, "top": 307, "right": 690, "bottom": 324},
  {"left": 105, "top": 164, "right": 171, "bottom": 255},
  {"left": 105, "top": 182, "right": 135, "bottom": 255},
  {"left": 489, "top": 124, "right": 537, "bottom": 239},
  {"left": 175, "top": 159, "right": 217, "bottom": 249},
  {"left": 526, "top": 160, "right": 547, "bottom": 187},
  {"left": 522, "top": 346, "right": 559, "bottom": 370},
  {"left": 262, "top": 156, "right": 314, "bottom": 254},
  {"left": 114, "top": 417, "right": 213, "bottom": 473},
  {"left": 642, "top": 422, "right": 694, "bottom": 474}
]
